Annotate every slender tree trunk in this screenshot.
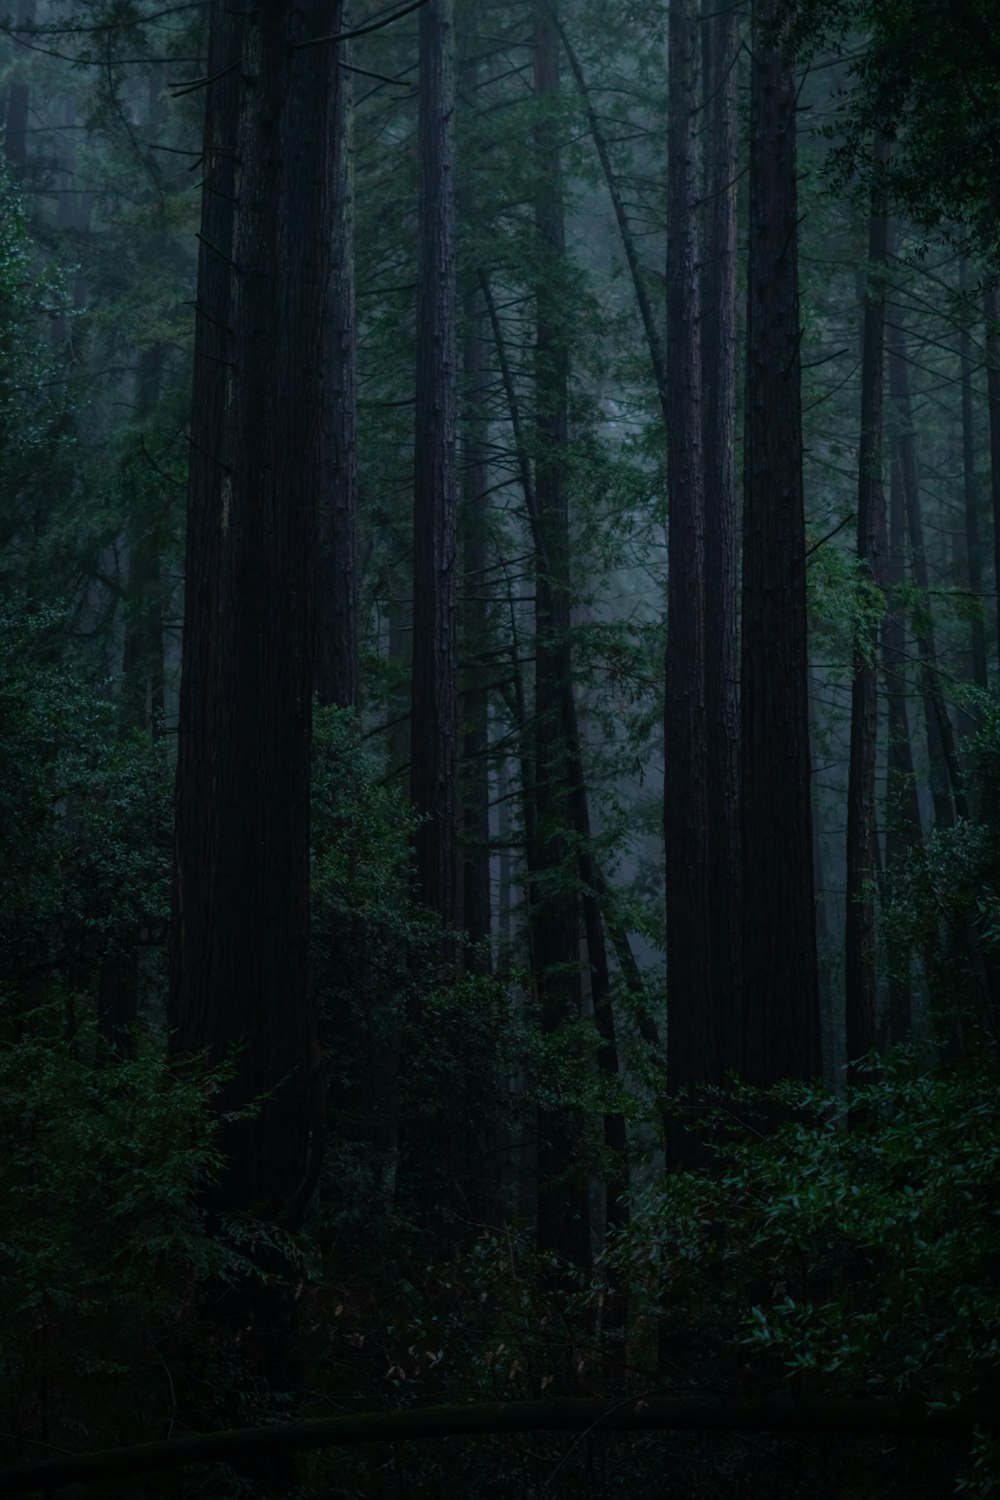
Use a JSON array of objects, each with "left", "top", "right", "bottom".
[
  {"left": 461, "top": 281, "right": 493, "bottom": 967},
  {"left": 531, "top": 1, "right": 591, "bottom": 1270},
  {"left": 845, "top": 144, "right": 888, "bottom": 1081},
  {"left": 665, "top": 0, "right": 713, "bottom": 1156},
  {"left": 960, "top": 264, "right": 988, "bottom": 690},
  {"left": 741, "top": 0, "right": 821, "bottom": 1086},
  {"left": 700, "top": 0, "right": 741, "bottom": 1078},
  {"left": 121, "top": 346, "right": 167, "bottom": 736},
  {"left": 883, "top": 449, "right": 922, "bottom": 1046},
  {"left": 984, "top": 279, "right": 1000, "bottom": 665},
  {"left": 557, "top": 17, "right": 668, "bottom": 427},
  {"left": 318, "top": 31, "right": 359, "bottom": 710},
  {"left": 887, "top": 320, "right": 967, "bottom": 825},
  {"left": 411, "top": 0, "right": 459, "bottom": 942},
  {"left": 3, "top": 0, "right": 35, "bottom": 176},
  {"left": 170, "top": 0, "right": 333, "bottom": 1223}
]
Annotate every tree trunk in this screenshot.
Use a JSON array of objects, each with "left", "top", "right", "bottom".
[
  {"left": 3, "top": 0, "right": 35, "bottom": 176},
  {"left": 665, "top": 0, "right": 713, "bottom": 1156},
  {"left": 461, "top": 280, "right": 493, "bottom": 968},
  {"left": 317, "top": 31, "right": 360, "bottom": 710},
  {"left": 531, "top": 0, "right": 591, "bottom": 1270},
  {"left": 845, "top": 144, "right": 888, "bottom": 1082},
  {"left": 741, "top": 0, "right": 821, "bottom": 1086},
  {"left": 984, "top": 279, "right": 1000, "bottom": 666},
  {"left": 411, "top": 0, "right": 459, "bottom": 942},
  {"left": 170, "top": 0, "right": 333, "bottom": 1226},
  {"left": 700, "top": 0, "right": 741, "bottom": 1077},
  {"left": 887, "top": 320, "right": 968, "bottom": 825},
  {"left": 960, "top": 263, "right": 988, "bottom": 690},
  {"left": 883, "top": 448, "right": 922, "bottom": 1047}
]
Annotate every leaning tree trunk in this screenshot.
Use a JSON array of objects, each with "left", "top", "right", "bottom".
[
  {"left": 170, "top": 0, "right": 334, "bottom": 1224},
  {"left": 665, "top": 0, "right": 713, "bottom": 1158},
  {"left": 741, "top": 0, "right": 821, "bottom": 1086},
  {"left": 845, "top": 143, "right": 888, "bottom": 1085}
]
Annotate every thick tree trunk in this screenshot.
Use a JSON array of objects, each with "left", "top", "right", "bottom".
[
  {"left": 318, "top": 34, "right": 360, "bottom": 710},
  {"left": 665, "top": 0, "right": 713, "bottom": 1155},
  {"left": 887, "top": 321, "right": 967, "bottom": 825},
  {"left": 845, "top": 146, "right": 888, "bottom": 1081},
  {"left": 170, "top": 1, "right": 333, "bottom": 1225},
  {"left": 700, "top": 0, "right": 741, "bottom": 1078},
  {"left": 741, "top": 0, "right": 821, "bottom": 1086},
  {"left": 411, "top": 0, "right": 459, "bottom": 943}
]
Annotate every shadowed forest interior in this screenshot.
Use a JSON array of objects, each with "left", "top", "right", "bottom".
[{"left": 1, "top": 0, "right": 1000, "bottom": 1495}]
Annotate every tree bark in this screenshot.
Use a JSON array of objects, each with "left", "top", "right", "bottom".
[
  {"left": 882, "top": 447, "right": 922, "bottom": 1047},
  {"left": 887, "top": 320, "right": 968, "bottom": 825},
  {"left": 984, "top": 279, "right": 1000, "bottom": 665},
  {"left": 317, "top": 31, "right": 360, "bottom": 710},
  {"left": 960, "top": 263, "right": 988, "bottom": 690},
  {"left": 700, "top": 0, "right": 742, "bottom": 1077},
  {"left": 531, "top": 0, "right": 591, "bottom": 1269},
  {"left": 170, "top": 1, "right": 334, "bottom": 1224},
  {"left": 845, "top": 143, "right": 888, "bottom": 1081},
  {"left": 411, "top": 0, "right": 460, "bottom": 942},
  {"left": 461, "top": 280, "right": 493, "bottom": 968},
  {"left": 665, "top": 0, "right": 713, "bottom": 1155},
  {"left": 741, "top": 0, "right": 821, "bottom": 1086}
]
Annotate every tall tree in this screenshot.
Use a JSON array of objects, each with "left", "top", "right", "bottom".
[
  {"left": 700, "top": 0, "right": 742, "bottom": 1077},
  {"left": 985, "top": 279, "right": 1000, "bottom": 666},
  {"left": 882, "top": 448, "right": 922, "bottom": 1047},
  {"left": 845, "top": 143, "right": 888, "bottom": 1079},
  {"left": 959, "top": 262, "right": 988, "bottom": 691},
  {"left": 531, "top": 0, "right": 591, "bottom": 1269},
  {"left": 317, "top": 33, "right": 360, "bottom": 711},
  {"left": 741, "top": 0, "right": 821, "bottom": 1086},
  {"left": 887, "top": 318, "right": 968, "bottom": 826},
  {"left": 411, "top": 0, "right": 459, "bottom": 941},
  {"left": 170, "top": 1, "right": 335, "bottom": 1228},
  {"left": 664, "top": 0, "right": 713, "bottom": 1150}
]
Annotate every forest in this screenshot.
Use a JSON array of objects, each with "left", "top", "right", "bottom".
[{"left": 0, "top": 0, "right": 999, "bottom": 1494}]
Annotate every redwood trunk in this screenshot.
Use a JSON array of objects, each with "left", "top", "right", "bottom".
[
  {"left": 318, "top": 32, "right": 360, "bottom": 710},
  {"left": 411, "top": 0, "right": 459, "bottom": 940},
  {"left": 741, "top": 0, "right": 821, "bottom": 1085},
  {"left": 845, "top": 147, "right": 888, "bottom": 1079},
  {"left": 170, "top": 2, "right": 334, "bottom": 1224},
  {"left": 700, "top": 0, "right": 741, "bottom": 1077},
  {"left": 665, "top": 0, "right": 713, "bottom": 1152}
]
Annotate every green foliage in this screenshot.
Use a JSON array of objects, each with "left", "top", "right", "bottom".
[
  {"left": 606, "top": 1055, "right": 1000, "bottom": 1497},
  {"left": 0, "top": 1007, "right": 234, "bottom": 1458},
  {"left": 0, "top": 604, "right": 171, "bottom": 1008}
]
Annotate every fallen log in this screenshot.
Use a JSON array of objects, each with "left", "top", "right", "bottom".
[{"left": 0, "top": 1395, "right": 990, "bottom": 1494}]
